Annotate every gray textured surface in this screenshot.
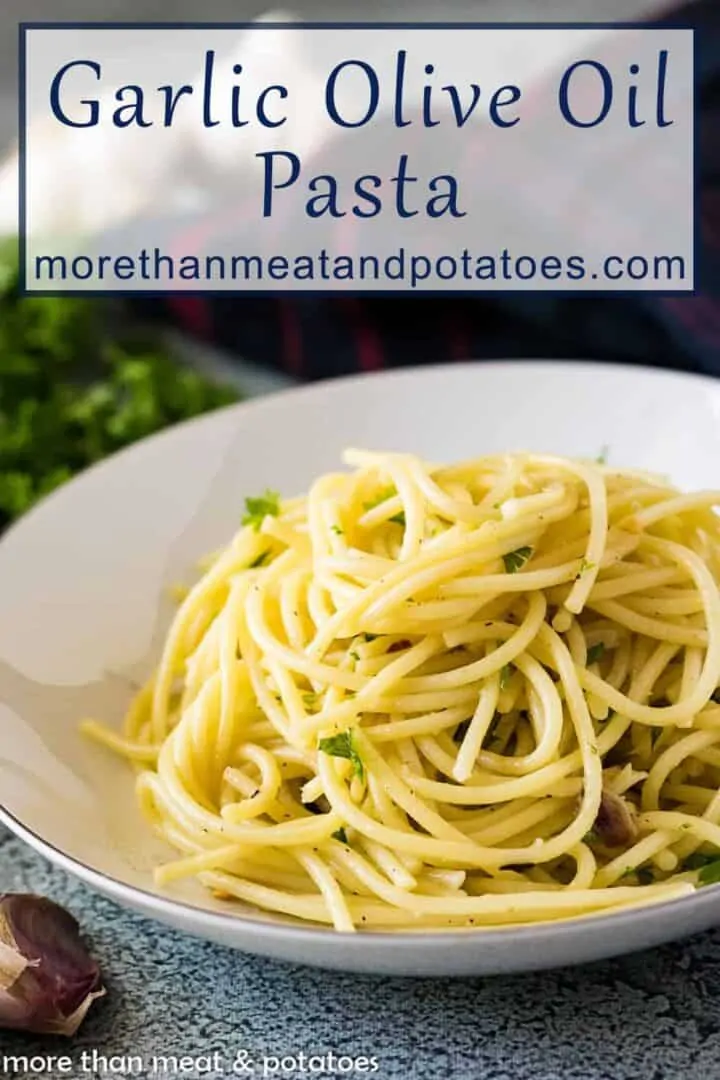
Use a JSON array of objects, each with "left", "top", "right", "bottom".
[{"left": 2, "top": 826, "right": 720, "bottom": 1080}]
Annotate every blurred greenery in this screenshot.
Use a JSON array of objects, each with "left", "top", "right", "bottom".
[{"left": 0, "top": 241, "right": 240, "bottom": 527}]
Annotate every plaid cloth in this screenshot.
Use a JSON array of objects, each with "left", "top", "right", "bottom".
[{"left": 143, "top": 0, "right": 719, "bottom": 380}]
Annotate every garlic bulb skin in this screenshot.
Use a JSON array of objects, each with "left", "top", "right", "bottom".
[
  {"left": 0, "top": 894, "right": 105, "bottom": 1036},
  {"left": 185, "top": 11, "right": 326, "bottom": 178},
  {"left": 0, "top": 10, "right": 318, "bottom": 240}
]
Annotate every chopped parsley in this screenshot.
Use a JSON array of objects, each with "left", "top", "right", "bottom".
[
  {"left": 242, "top": 490, "right": 281, "bottom": 531},
  {"left": 0, "top": 242, "right": 240, "bottom": 528},
  {"left": 318, "top": 731, "right": 364, "bottom": 781},
  {"left": 580, "top": 559, "right": 596, "bottom": 574},
  {"left": 682, "top": 851, "right": 720, "bottom": 884},
  {"left": 499, "top": 664, "right": 512, "bottom": 691},
  {"left": 683, "top": 853, "right": 713, "bottom": 870},
  {"left": 363, "top": 633, "right": 379, "bottom": 643},
  {"left": 348, "top": 651, "right": 360, "bottom": 663},
  {"left": 587, "top": 642, "right": 606, "bottom": 666},
  {"left": 332, "top": 827, "right": 349, "bottom": 844},
  {"left": 596, "top": 446, "right": 610, "bottom": 465},
  {"left": 699, "top": 859, "right": 720, "bottom": 886},
  {"left": 486, "top": 711, "right": 504, "bottom": 746},
  {"left": 330, "top": 524, "right": 344, "bottom": 536},
  {"left": 364, "top": 487, "right": 396, "bottom": 511},
  {"left": 363, "top": 487, "right": 405, "bottom": 525},
  {"left": 503, "top": 546, "right": 533, "bottom": 574},
  {"left": 249, "top": 550, "right": 270, "bottom": 568}
]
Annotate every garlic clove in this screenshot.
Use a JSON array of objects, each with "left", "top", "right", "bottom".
[
  {"left": 594, "top": 790, "right": 639, "bottom": 849},
  {"left": 0, "top": 894, "right": 105, "bottom": 1036}
]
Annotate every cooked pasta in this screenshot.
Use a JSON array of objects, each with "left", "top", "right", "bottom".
[{"left": 82, "top": 450, "right": 720, "bottom": 932}]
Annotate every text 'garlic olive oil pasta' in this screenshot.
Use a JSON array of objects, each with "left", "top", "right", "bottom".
[{"left": 82, "top": 450, "right": 720, "bottom": 932}]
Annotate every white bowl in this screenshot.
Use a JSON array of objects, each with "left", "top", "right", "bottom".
[{"left": 2, "top": 360, "right": 720, "bottom": 977}]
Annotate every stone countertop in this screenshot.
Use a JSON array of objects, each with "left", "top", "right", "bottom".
[{"left": 1, "top": 826, "right": 720, "bottom": 1080}]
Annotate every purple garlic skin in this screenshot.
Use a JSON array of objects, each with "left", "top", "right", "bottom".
[
  {"left": 0, "top": 894, "right": 105, "bottom": 1036},
  {"left": 594, "top": 790, "right": 639, "bottom": 849}
]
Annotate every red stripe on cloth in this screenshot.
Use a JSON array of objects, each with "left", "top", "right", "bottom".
[
  {"left": 167, "top": 295, "right": 214, "bottom": 339},
  {"left": 165, "top": 194, "right": 261, "bottom": 341},
  {"left": 277, "top": 299, "right": 304, "bottom": 376},
  {"left": 166, "top": 214, "right": 223, "bottom": 340},
  {"left": 341, "top": 298, "right": 385, "bottom": 371},
  {"left": 661, "top": 296, "right": 720, "bottom": 344},
  {"left": 446, "top": 310, "right": 470, "bottom": 361},
  {"left": 702, "top": 190, "right": 720, "bottom": 247}
]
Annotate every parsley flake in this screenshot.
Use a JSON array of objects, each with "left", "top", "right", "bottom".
[
  {"left": 503, "top": 546, "right": 533, "bottom": 574},
  {"left": 486, "top": 712, "right": 503, "bottom": 744},
  {"left": 332, "top": 827, "right": 349, "bottom": 844},
  {"left": 363, "top": 633, "right": 379, "bottom": 643},
  {"left": 699, "top": 859, "right": 720, "bottom": 886},
  {"left": 330, "top": 524, "right": 344, "bottom": 536},
  {"left": 683, "top": 853, "right": 716, "bottom": 871},
  {"left": 499, "top": 664, "right": 512, "bottom": 691},
  {"left": 587, "top": 642, "right": 606, "bottom": 666},
  {"left": 363, "top": 487, "right": 396, "bottom": 511},
  {"left": 242, "top": 490, "right": 281, "bottom": 531},
  {"left": 363, "top": 488, "right": 405, "bottom": 525},
  {"left": 318, "top": 731, "right": 365, "bottom": 781}
]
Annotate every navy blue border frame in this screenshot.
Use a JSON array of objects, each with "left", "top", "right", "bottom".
[{"left": 18, "top": 21, "right": 699, "bottom": 299}]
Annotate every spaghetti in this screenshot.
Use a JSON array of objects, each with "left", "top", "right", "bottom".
[{"left": 82, "top": 450, "right": 720, "bottom": 932}]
